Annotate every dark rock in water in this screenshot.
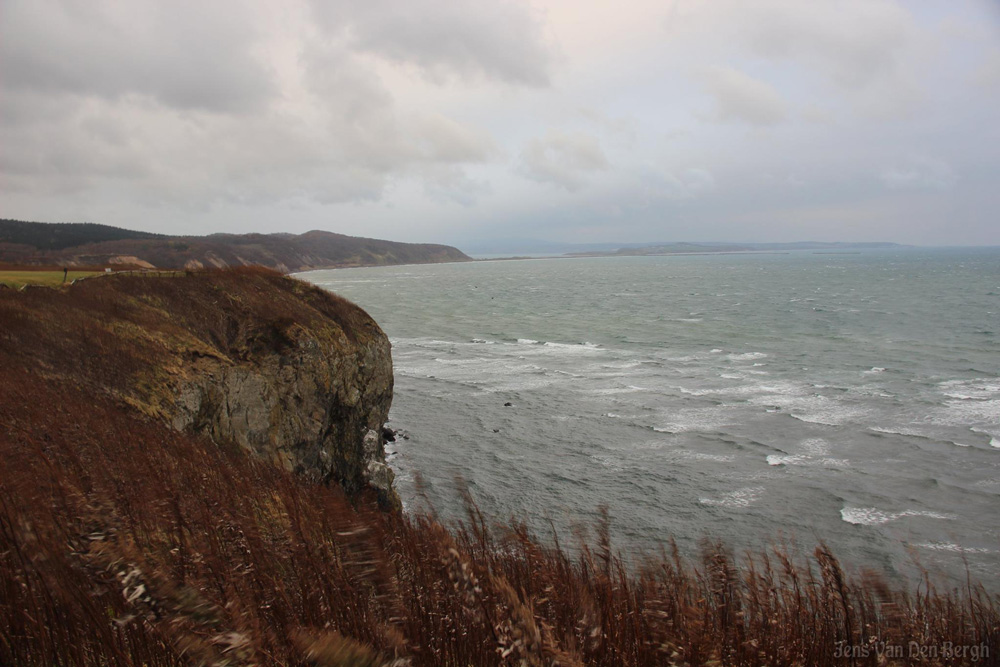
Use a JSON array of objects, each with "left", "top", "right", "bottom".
[
  {"left": 504, "top": 401, "right": 513, "bottom": 407},
  {"left": 382, "top": 425, "right": 397, "bottom": 442},
  {"left": 388, "top": 427, "right": 411, "bottom": 441},
  {"left": 493, "top": 428, "right": 500, "bottom": 433}
]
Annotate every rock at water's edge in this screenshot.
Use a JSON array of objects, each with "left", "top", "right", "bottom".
[
  {"left": 0, "top": 269, "right": 400, "bottom": 508},
  {"left": 164, "top": 284, "right": 397, "bottom": 509}
]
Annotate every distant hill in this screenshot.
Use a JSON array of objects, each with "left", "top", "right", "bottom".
[
  {"left": 0, "top": 219, "right": 166, "bottom": 250},
  {"left": 0, "top": 219, "right": 471, "bottom": 271}
]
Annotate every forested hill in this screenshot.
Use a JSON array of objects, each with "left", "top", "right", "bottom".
[
  {"left": 0, "top": 219, "right": 471, "bottom": 271},
  {"left": 0, "top": 219, "right": 166, "bottom": 250}
]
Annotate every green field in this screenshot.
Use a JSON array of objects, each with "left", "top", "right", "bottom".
[{"left": 0, "top": 270, "right": 102, "bottom": 288}]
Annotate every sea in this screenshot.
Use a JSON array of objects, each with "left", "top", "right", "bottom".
[{"left": 300, "top": 248, "right": 1000, "bottom": 590}]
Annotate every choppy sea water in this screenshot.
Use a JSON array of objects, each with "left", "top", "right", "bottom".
[{"left": 301, "top": 249, "right": 1000, "bottom": 589}]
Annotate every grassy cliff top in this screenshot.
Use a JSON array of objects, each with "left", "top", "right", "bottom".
[{"left": 0, "top": 267, "right": 384, "bottom": 414}]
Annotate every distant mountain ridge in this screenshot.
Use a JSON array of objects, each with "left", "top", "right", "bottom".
[
  {"left": 460, "top": 238, "right": 906, "bottom": 257},
  {"left": 0, "top": 219, "right": 471, "bottom": 271}
]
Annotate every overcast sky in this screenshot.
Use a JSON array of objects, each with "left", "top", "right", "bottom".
[{"left": 2, "top": 0, "right": 998, "bottom": 247}]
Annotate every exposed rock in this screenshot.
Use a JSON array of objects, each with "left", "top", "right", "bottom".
[
  {"left": 362, "top": 429, "right": 396, "bottom": 502},
  {"left": 108, "top": 255, "right": 155, "bottom": 269},
  {"left": 165, "top": 280, "right": 398, "bottom": 509},
  {"left": 0, "top": 267, "right": 399, "bottom": 509}
]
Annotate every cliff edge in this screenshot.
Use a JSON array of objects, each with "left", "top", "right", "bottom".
[{"left": 0, "top": 266, "right": 398, "bottom": 507}]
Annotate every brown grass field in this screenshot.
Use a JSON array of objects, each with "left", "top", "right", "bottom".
[{"left": 0, "top": 270, "right": 996, "bottom": 666}]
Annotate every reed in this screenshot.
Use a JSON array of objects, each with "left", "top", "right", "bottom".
[{"left": 1, "top": 372, "right": 996, "bottom": 666}]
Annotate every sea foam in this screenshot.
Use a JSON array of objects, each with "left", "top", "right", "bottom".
[
  {"left": 840, "top": 507, "right": 957, "bottom": 526},
  {"left": 700, "top": 487, "right": 765, "bottom": 508}
]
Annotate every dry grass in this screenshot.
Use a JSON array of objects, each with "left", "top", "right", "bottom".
[
  {"left": 0, "top": 269, "right": 102, "bottom": 287},
  {"left": 2, "top": 374, "right": 996, "bottom": 666},
  {"left": 1, "top": 271, "right": 997, "bottom": 666},
  {"left": 0, "top": 266, "right": 381, "bottom": 400}
]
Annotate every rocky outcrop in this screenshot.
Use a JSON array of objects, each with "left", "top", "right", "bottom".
[
  {"left": 168, "top": 315, "right": 397, "bottom": 509},
  {"left": 0, "top": 267, "right": 400, "bottom": 509}
]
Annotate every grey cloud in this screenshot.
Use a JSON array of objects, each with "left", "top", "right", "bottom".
[
  {"left": 667, "top": 1, "right": 929, "bottom": 119},
  {"left": 422, "top": 165, "right": 492, "bottom": 206},
  {"left": 2, "top": 0, "right": 995, "bottom": 246},
  {"left": 575, "top": 108, "right": 639, "bottom": 146},
  {"left": 973, "top": 49, "right": 1000, "bottom": 89},
  {"left": 700, "top": 66, "right": 787, "bottom": 126},
  {"left": 639, "top": 166, "right": 716, "bottom": 202},
  {"left": 0, "top": 0, "right": 275, "bottom": 113},
  {"left": 880, "top": 157, "right": 957, "bottom": 191},
  {"left": 0, "top": 94, "right": 154, "bottom": 195},
  {"left": 731, "top": 0, "right": 925, "bottom": 118},
  {"left": 737, "top": 0, "right": 917, "bottom": 89},
  {"left": 302, "top": 44, "right": 498, "bottom": 192},
  {"left": 409, "top": 113, "right": 497, "bottom": 163},
  {"left": 518, "top": 130, "right": 609, "bottom": 191},
  {"left": 308, "top": 0, "right": 552, "bottom": 85},
  {"left": 0, "top": 6, "right": 501, "bottom": 211},
  {"left": 800, "top": 104, "right": 836, "bottom": 124}
]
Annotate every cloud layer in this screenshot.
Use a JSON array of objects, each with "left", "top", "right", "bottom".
[{"left": 1, "top": 0, "right": 997, "bottom": 245}]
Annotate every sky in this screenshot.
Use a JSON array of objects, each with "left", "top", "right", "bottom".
[{"left": 1, "top": 0, "right": 999, "bottom": 248}]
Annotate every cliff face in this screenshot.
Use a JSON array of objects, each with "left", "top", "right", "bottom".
[
  {"left": 168, "top": 308, "right": 396, "bottom": 505},
  {"left": 0, "top": 267, "right": 398, "bottom": 507}
]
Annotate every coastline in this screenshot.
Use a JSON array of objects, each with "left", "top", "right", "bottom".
[{"left": 1, "top": 267, "right": 995, "bottom": 665}]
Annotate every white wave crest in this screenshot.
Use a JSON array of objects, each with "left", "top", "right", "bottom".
[
  {"left": 938, "top": 379, "right": 1000, "bottom": 401},
  {"left": 766, "top": 454, "right": 808, "bottom": 466},
  {"left": 700, "top": 487, "right": 765, "bottom": 508},
  {"left": 915, "top": 542, "right": 994, "bottom": 554},
  {"left": 543, "top": 341, "right": 600, "bottom": 351},
  {"left": 728, "top": 352, "right": 768, "bottom": 361},
  {"left": 840, "top": 507, "right": 957, "bottom": 526}
]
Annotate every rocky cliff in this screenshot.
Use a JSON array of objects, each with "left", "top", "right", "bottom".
[{"left": 0, "top": 266, "right": 398, "bottom": 507}]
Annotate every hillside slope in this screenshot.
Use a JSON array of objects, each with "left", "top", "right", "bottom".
[{"left": 0, "top": 219, "right": 471, "bottom": 271}]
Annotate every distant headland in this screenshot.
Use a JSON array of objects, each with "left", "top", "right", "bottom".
[
  {"left": 0, "top": 218, "right": 471, "bottom": 272},
  {"left": 464, "top": 239, "right": 907, "bottom": 259}
]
